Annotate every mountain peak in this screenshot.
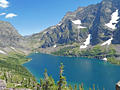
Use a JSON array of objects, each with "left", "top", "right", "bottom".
[
  {"left": 27, "top": 0, "right": 120, "bottom": 50},
  {"left": 102, "top": 0, "right": 120, "bottom": 7}
]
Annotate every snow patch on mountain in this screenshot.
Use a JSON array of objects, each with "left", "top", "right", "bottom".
[
  {"left": 53, "top": 44, "right": 57, "bottom": 48},
  {"left": 72, "top": 20, "right": 86, "bottom": 29},
  {"left": 0, "top": 50, "right": 7, "bottom": 54},
  {"left": 105, "top": 9, "right": 120, "bottom": 30},
  {"left": 11, "top": 47, "right": 15, "bottom": 50},
  {"left": 57, "top": 23, "right": 62, "bottom": 26},
  {"left": 72, "top": 20, "right": 81, "bottom": 25},
  {"left": 102, "top": 58, "right": 107, "bottom": 61},
  {"left": 101, "top": 37, "right": 113, "bottom": 46},
  {"left": 78, "top": 26, "right": 86, "bottom": 29},
  {"left": 80, "top": 34, "right": 91, "bottom": 49}
]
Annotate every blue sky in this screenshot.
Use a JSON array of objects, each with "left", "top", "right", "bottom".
[{"left": 0, "top": 0, "right": 102, "bottom": 36}]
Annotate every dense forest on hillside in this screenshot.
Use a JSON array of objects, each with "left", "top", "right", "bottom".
[
  {"left": 52, "top": 45, "right": 120, "bottom": 65},
  {"left": 0, "top": 53, "right": 37, "bottom": 89}
]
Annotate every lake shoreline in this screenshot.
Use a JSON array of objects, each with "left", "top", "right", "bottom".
[
  {"left": 30, "top": 52, "right": 120, "bottom": 66},
  {"left": 23, "top": 53, "right": 120, "bottom": 90}
]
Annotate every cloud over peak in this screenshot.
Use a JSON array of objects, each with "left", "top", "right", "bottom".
[
  {"left": 0, "top": 0, "right": 9, "bottom": 8},
  {"left": 0, "top": 12, "right": 6, "bottom": 16},
  {"left": 5, "top": 13, "right": 17, "bottom": 18}
]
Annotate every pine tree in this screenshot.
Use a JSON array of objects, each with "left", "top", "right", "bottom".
[
  {"left": 37, "top": 83, "right": 40, "bottom": 90},
  {"left": 57, "top": 63, "right": 67, "bottom": 90},
  {"left": 40, "top": 78, "right": 44, "bottom": 88},
  {"left": 79, "top": 84, "right": 82, "bottom": 90},
  {"left": 74, "top": 84, "right": 77, "bottom": 90},
  {"left": 93, "top": 84, "right": 95, "bottom": 90},
  {"left": 80, "top": 83, "right": 84, "bottom": 90},
  {"left": 44, "top": 69, "right": 49, "bottom": 90},
  {"left": 3, "top": 72, "right": 7, "bottom": 83},
  {"left": 68, "top": 84, "right": 73, "bottom": 90}
]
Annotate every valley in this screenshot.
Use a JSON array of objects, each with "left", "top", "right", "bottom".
[{"left": 0, "top": 0, "right": 120, "bottom": 89}]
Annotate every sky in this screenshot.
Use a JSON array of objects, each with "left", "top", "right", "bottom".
[{"left": 0, "top": 0, "right": 102, "bottom": 36}]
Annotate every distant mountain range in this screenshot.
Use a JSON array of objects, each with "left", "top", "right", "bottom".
[
  {"left": 0, "top": 0, "right": 120, "bottom": 64},
  {"left": 0, "top": 21, "right": 31, "bottom": 55}
]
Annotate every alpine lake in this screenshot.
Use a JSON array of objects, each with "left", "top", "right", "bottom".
[{"left": 23, "top": 53, "right": 120, "bottom": 90}]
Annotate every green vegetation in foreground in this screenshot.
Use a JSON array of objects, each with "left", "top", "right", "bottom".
[
  {"left": 52, "top": 45, "right": 120, "bottom": 65},
  {"left": 0, "top": 52, "right": 37, "bottom": 89},
  {"left": 0, "top": 54, "right": 114, "bottom": 90},
  {"left": 0, "top": 51, "right": 117, "bottom": 90},
  {"left": 37, "top": 63, "right": 105, "bottom": 90},
  {"left": 0, "top": 52, "right": 31, "bottom": 65}
]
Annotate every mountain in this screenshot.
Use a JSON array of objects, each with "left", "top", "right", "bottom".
[
  {"left": 0, "top": 0, "right": 120, "bottom": 88},
  {"left": 0, "top": 21, "right": 37, "bottom": 89},
  {"left": 0, "top": 21, "right": 31, "bottom": 55},
  {"left": 26, "top": 0, "right": 120, "bottom": 64},
  {"left": 28, "top": 0, "right": 120, "bottom": 47},
  {"left": 0, "top": 0, "right": 120, "bottom": 64}
]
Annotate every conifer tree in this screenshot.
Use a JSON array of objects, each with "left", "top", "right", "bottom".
[
  {"left": 74, "top": 84, "right": 77, "bottom": 90},
  {"left": 89, "top": 88, "right": 92, "bottom": 90},
  {"left": 68, "top": 84, "right": 73, "bottom": 90},
  {"left": 58, "top": 63, "right": 67, "bottom": 90},
  {"left": 4, "top": 72, "right": 7, "bottom": 83},
  {"left": 44, "top": 69, "right": 49, "bottom": 90},
  {"left": 79, "top": 83, "right": 84, "bottom": 90},
  {"left": 37, "top": 83, "right": 40, "bottom": 90},
  {"left": 93, "top": 84, "right": 95, "bottom": 90},
  {"left": 79, "top": 84, "right": 82, "bottom": 90}
]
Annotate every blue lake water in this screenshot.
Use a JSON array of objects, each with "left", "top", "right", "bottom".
[{"left": 23, "top": 53, "right": 120, "bottom": 90}]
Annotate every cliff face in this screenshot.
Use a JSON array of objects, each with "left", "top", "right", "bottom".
[
  {"left": 27, "top": 0, "right": 120, "bottom": 50},
  {"left": 0, "top": 21, "right": 31, "bottom": 55},
  {"left": 1, "top": 0, "right": 120, "bottom": 56},
  {"left": 0, "top": 21, "right": 22, "bottom": 47}
]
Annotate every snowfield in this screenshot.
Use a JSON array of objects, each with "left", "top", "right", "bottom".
[
  {"left": 72, "top": 20, "right": 81, "bottom": 25},
  {"left": 101, "top": 37, "right": 113, "bottom": 46},
  {"left": 102, "top": 58, "right": 107, "bottom": 61},
  {"left": 53, "top": 44, "right": 57, "bottom": 48},
  {"left": 78, "top": 26, "right": 86, "bottom": 29},
  {"left": 105, "top": 9, "right": 120, "bottom": 30},
  {"left": 80, "top": 34, "right": 91, "bottom": 49},
  {"left": 0, "top": 50, "right": 7, "bottom": 54},
  {"left": 11, "top": 47, "right": 15, "bottom": 50},
  {"left": 72, "top": 20, "right": 87, "bottom": 29}
]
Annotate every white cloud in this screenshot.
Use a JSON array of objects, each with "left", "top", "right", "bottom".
[
  {"left": 0, "top": 0, "right": 9, "bottom": 8},
  {"left": 0, "top": 12, "right": 6, "bottom": 16},
  {"left": 5, "top": 13, "right": 17, "bottom": 18}
]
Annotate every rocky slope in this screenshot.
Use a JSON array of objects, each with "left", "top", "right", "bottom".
[
  {"left": 0, "top": 0, "right": 120, "bottom": 63},
  {"left": 28, "top": 0, "right": 120, "bottom": 48},
  {"left": 26, "top": 0, "right": 120, "bottom": 63},
  {"left": 0, "top": 21, "right": 31, "bottom": 55},
  {"left": 0, "top": 21, "right": 37, "bottom": 89}
]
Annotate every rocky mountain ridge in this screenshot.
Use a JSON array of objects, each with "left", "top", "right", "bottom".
[
  {"left": 23, "top": 0, "right": 120, "bottom": 64},
  {"left": 1, "top": 0, "right": 120, "bottom": 63},
  {"left": 27, "top": 0, "right": 120, "bottom": 50},
  {"left": 0, "top": 21, "right": 31, "bottom": 55}
]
